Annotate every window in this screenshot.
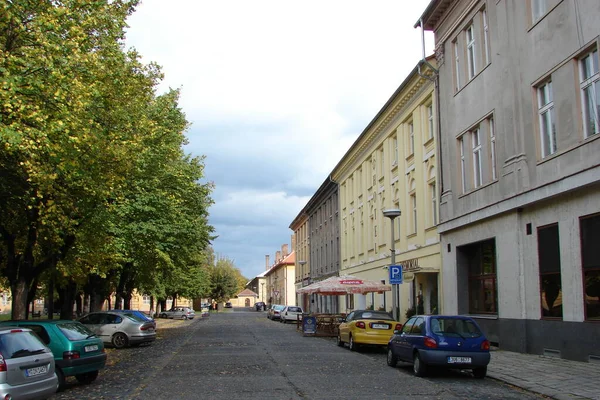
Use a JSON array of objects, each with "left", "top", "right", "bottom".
[
  {"left": 392, "top": 136, "right": 398, "bottom": 165},
  {"left": 427, "top": 104, "right": 434, "bottom": 140},
  {"left": 143, "top": 295, "right": 151, "bottom": 305},
  {"left": 465, "top": 239, "right": 498, "bottom": 314},
  {"left": 466, "top": 24, "right": 476, "bottom": 80},
  {"left": 538, "top": 80, "right": 556, "bottom": 157},
  {"left": 409, "top": 179, "right": 417, "bottom": 234},
  {"left": 409, "top": 122, "right": 415, "bottom": 155},
  {"left": 532, "top": 0, "right": 547, "bottom": 22},
  {"left": 538, "top": 224, "right": 562, "bottom": 319},
  {"left": 580, "top": 49, "right": 599, "bottom": 138},
  {"left": 379, "top": 148, "right": 384, "bottom": 175},
  {"left": 430, "top": 181, "right": 437, "bottom": 226},
  {"left": 490, "top": 117, "right": 497, "bottom": 180},
  {"left": 482, "top": 9, "right": 490, "bottom": 65},
  {"left": 453, "top": 39, "right": 461, "bottom": 91},
  {"left": 472, "top": 128, "right": 482, "bottom": 188},
  {"left": 346, "top": 294, "right": 355, "bottom": 310},
  {"left": 459, "top": 137, "right": 467, "bottom": 193},
  {"left": 580, "top": 214, "right": 600, "bottom": 320}
]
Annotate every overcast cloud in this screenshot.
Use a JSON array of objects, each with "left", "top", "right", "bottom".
[{"left": 125, "top": 0, "right": 434, "bottom": 280}]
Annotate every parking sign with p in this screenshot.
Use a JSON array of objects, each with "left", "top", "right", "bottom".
[{"left": 389, "top": 265, "right": 403, "bottom": 284}]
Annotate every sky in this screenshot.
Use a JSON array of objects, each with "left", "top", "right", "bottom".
[{"left": 124, "top": 0, "right": 434, "bottom": 280}]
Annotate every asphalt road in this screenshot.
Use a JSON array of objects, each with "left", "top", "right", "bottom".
[{"left": 52, "top": 309, "right": 546, "bottom": 400}]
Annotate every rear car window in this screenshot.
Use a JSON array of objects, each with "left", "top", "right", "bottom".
[
  {"left": 431, "top": 318, "right": 483, "bottom": 338},
  {"left": 359, "top": 311, "right": 394, "bottom": 321},
  {"left": 0, "top": 331, "right": 47, "bottom": 359},
  {"left": 121, "top": 313, "right": 146, "bottom": 322},
  {"left": 58, "top": 322, "right": 96, "bottom": 341}
]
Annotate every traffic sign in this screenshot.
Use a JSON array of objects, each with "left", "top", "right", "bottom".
[{"left": 389, "top": 265, "right": 403, "bottom": 284}]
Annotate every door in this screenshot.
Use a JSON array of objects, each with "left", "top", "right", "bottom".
[
  {"left": 245, "top": 298, "right": 250, "bottom": 307},
  {"left": 97, "top": 314, "right": 122, "bottom": 342},
  {"left": 392, "top": 317, "right": 416, "bottom": 361},
  {"left": 338, "top": 311, "right": 354, "bottom": 342}
]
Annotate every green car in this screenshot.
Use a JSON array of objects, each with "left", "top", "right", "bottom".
[{"left": 0, "top": 319, "right": 107, "bottom": 390}]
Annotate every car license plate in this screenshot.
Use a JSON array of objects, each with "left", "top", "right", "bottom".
[
  {"left": 447, "top": 356, "right": 472, "bottom": 364},
  {"left": 25, "top": 366, "right": 47, "bottom": 377},
  {"left": 371, "top": 323, "right": 390, "bottom": 329},
  {"left": 85, "top": 345, "right": 99, "bottom": 352}
]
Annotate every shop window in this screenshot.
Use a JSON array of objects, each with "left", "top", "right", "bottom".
[
  {"left": 538, "top": 224, "right": 562, "bottom": 319},
  {"left": 580, "top": 214, "right": 600, "bottom": 320},
  {"left": 463, "top": 239, "right": 498, "bottom": 314}
]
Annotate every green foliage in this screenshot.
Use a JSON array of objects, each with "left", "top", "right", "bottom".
[
  {"left": 208, "top": 257, "right": 247, "bottom": 302},
  {"left": 0, "top": 0, "right": 214, "bottom": 318}
]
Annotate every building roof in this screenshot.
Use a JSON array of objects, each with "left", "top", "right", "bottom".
[{"left": 237, "top": 289, "right": 258, "bottom": 297}]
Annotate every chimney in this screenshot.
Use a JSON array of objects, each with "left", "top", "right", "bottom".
[
  {"left": 276, "top": 251, "right": 281, "bottom": 261},
  {"left": 265, "top": 255, "right": 270, "bottom": 270},
  {"left": 282, "top": 244, "right": 289, "bottom": 257}
]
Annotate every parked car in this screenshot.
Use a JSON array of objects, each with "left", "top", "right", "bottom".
[
  {"left": 0, "top": 326, "right": 58, "bottom": 399},
  {"left": 225, "top": 302, "right": 232, "bottom": 308},
  {"left": 280, "top": 306, "right": 303, "bottom": 323},
  {"left": 386, "top": 315, "right": 491, "bottom": 378},
  {"left": 267, "top": 305, "right": 285, "bottom": 320},
  {"left": 159, "top": 307, "right": 196, "bottom": 320},
  {"left": 0, "top": 319, "right": 106, "bottom": 391},
  {"left": 78, "top": 311, "right": 156, "bottom": 349},
  {"left": 255, "top": 302, "right": 265, "bottom": 311},
  {"left": 337, "top": 310, "right": 401, "bottom": 351},
  {"left": 109, "top": 309, "right": 156, "bottom": 328}
]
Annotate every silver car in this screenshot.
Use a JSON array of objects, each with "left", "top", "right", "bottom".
[
  {"left": 280, "top": 306, "right": 304, "bottom": 323},
  {"left": 0, "top": 326, "right": 58, "bottom": 399},
  {"left": 159, "top": 307, "right": 196, "bottom": 320},
  {"left": 78, "top": 311, "right": 156, "bottom": 349}
]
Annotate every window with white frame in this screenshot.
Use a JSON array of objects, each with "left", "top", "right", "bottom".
[
  {"left": 490, "top": 117, "right": 497, "bottom": 180},
  {"left": 472, "top": 128, "right": 482, "bottom": 188},
  {"left": 409, "top": 179, "right": 417, "bottom": 234},
  {"left": 580, "top": 49, "right": 599, "bottom": 138},
  {"left": 466, "top": 24, "right": 476, "bottom": 80},
  {"left": 454, "top": 39, "right": 461, "bottom": 91},
  {"left": 483, "top": 9, "right": 490, "bottom": 65},
  {"left": 428, "top": 167, "right": 437, "bottom": 227},
  {"left": 532, "top": 0, "right": 547, "bottom": 22},
  {"left": 392, "top": 136, "right": 398, "bottom": 166},
  {"left": 460, "top": 137, "right": 467, "bottom": 193},
  {"left": 427, "top": 103, "right": 434, "bottom": 140},
  {"left": 143, "top": 295, "right": 151, "bottom": 305},
  {"left": 409, "top": 122, "right": 415, "bottom": 155},
  {"left": 537, "top": 80, "right": 557, "bottom": 158}
]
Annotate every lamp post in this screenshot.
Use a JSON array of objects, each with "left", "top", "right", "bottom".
[{"left": 383, "top": 208, "right": 401, "bottom": 321}]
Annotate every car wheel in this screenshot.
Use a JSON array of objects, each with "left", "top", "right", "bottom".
[
  {"left": 56, "top": 367, "right": 66, "bottom": 392},
  {"left": 181, "top": 315, "right": 187, "bottom": 320},
  {"left": 473, "top": 366, "right": 487, "bottom": 379},
  {"left": 413, "top": 352, "right": 427, "bottom": 377},
  {"left": 349, "top": 335, "right": 359, "bottom": 352},
  {"left": 75, "top": 370, "right": 99, "bottom": 384},
  {"left": 159, "top": 313, "right": 167, "bottom": 318},
  {"left": 387, "top": 348, "right": 398, "bottom": 367},
  {"left": 112, "top": 332, "right": 129, "bottom": 349},
  {"left": 336, "top": 334, "right": 344, "bottom": 347}
]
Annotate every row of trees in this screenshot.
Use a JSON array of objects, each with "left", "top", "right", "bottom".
[{"left": 0, "top": 0, "right": 244, "bottom": 319}]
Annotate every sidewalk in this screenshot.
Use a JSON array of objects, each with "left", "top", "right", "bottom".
[{"left": 488, "top": 350, "right": 600, "bottom": 400}]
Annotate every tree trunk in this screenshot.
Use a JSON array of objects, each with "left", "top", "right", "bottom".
[{"left": 11, "top": 278, "right": 29, "bottom": 320}]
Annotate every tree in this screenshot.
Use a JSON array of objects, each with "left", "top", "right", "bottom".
[{"left": 208, "top": 258, "right": 247, "bottom": 303}]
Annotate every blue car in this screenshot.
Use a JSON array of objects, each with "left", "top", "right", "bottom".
[{"left": 387, "top": 315, "right": 491, "bottom": 378}]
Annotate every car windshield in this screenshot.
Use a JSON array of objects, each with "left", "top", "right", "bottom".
[
  {"left": 431, "top": 318, "right": 482, "bottom": 338},
  {"left": 357, "top": 311, "right": 394, "bottom": 321},
  {"left": 274, "top": 305, "right": 285, "bottom": 311},
  {"left": 0, "top": 331, "right": 47, "bottom": 359},
  {"left": 58, "top": 322, "right": 97, "bottom": 341},
  {"left": 122, "top": 313, "right": 146, "bottom": 322}
]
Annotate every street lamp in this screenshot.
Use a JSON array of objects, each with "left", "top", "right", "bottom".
[{"left": 383, "top": 208, "right": 401, "bottom": 321}]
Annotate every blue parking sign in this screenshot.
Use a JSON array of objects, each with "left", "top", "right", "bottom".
[{"left": 389, "top": 265, "right": 403, "bottom": 284}]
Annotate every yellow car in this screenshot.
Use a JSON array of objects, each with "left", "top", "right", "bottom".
[{"left": 336, "top": 310, "right": 402, "bottom": 351}]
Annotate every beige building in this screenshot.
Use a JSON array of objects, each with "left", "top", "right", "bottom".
[
  {"left": 264, "top": 243, "right": 296, "bottom": 306},
  {"left": 418, "top": 0, "right": 600, "bottom": 361},
  {"left": 331, "top": 57, "right": 441, "bottom": 321}
]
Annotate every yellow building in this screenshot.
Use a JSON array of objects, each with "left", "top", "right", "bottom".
[{"left": 331, "top": 57, "right": 441, "bottom": 321}]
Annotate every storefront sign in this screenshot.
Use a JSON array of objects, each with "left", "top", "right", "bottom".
[
  {"left": 402, "top": 257, "right": 421, "bottom": 272},
  {"left": 340, "top": 279, "right": 363, "bottom": 285}
]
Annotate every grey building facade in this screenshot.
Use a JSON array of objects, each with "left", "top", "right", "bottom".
[
  {"left": 306, "top": 177, "right": 340, "bottom": 314},
  {"left": 418, "top": 0, "right": 600, "bottom": 361}
]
